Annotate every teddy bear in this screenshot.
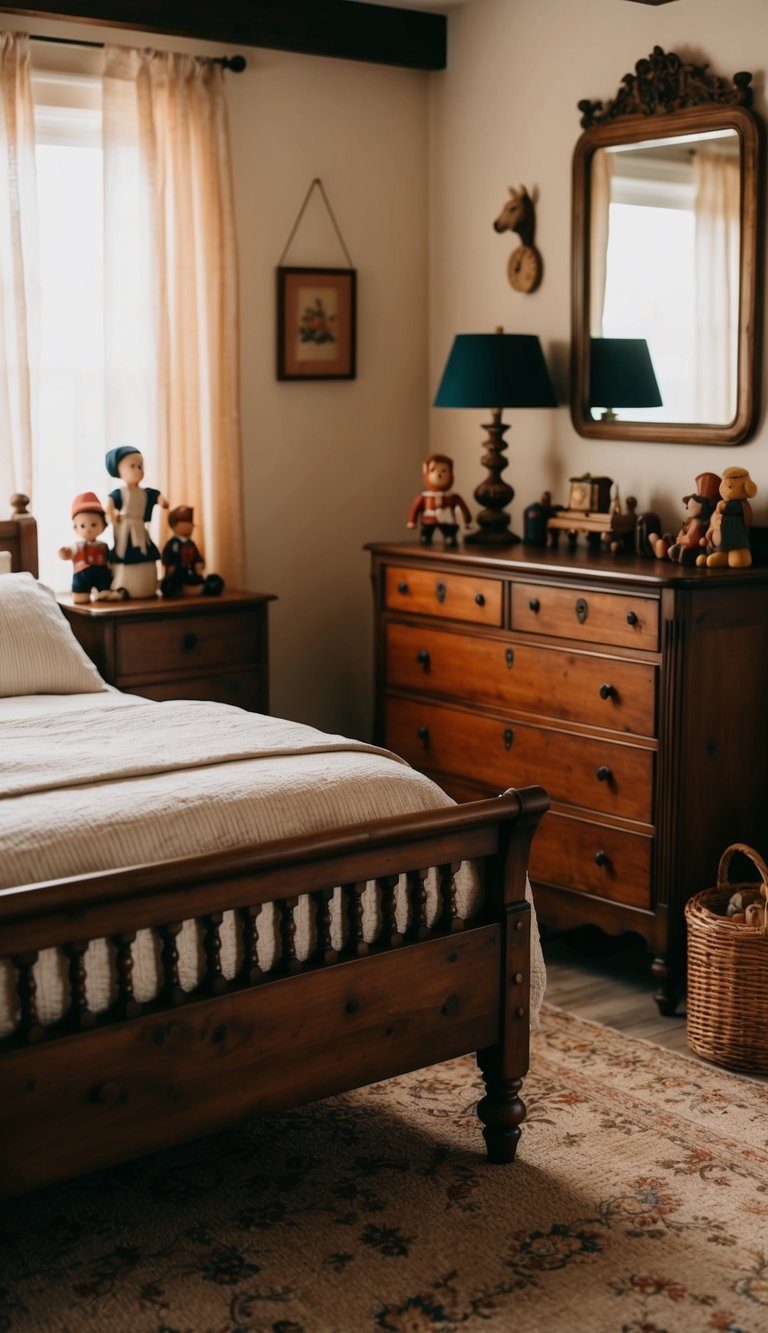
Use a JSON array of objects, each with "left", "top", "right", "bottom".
[
  {"left": 696, "top": 465, "right": 758, "bottom": 569},
  {"left": 648, "top": 472, "right": 721, "bottom": 564}
]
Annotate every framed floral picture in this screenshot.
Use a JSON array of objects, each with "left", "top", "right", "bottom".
[{"left": 276, "top": 267, "right": 357, "bottom": 380}]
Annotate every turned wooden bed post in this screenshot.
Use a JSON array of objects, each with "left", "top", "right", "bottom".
[{"left": 477, "top": 785, "right": 548, "bottom": 1163}]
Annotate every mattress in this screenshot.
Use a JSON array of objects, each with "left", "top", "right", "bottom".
[{"left": 0, "top": 691, "right": 546, "bottom": 1033}]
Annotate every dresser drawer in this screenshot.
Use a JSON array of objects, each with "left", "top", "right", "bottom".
[
  {"left": 117, "top": 611, "right": 259, "bottom": 677},
  {"left": 386, "top": 698, "right": 654, "bottom": 822},
  {"left": 512, "top": 582, "right": 659, "bottom": 650},
  {"left": 386, "top": 622, "right": 656, "bottom": 737},
  {"left": 124, "top": 669, "right": 264, "bottom": 710},
  {"left": 529, "top": 811, "right": 652, "bottom": 909},
  {"left": 385, "top": 565, "right": 502, "bottom": 626}
]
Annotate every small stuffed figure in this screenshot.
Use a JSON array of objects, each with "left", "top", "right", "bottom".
[
  {"left": 407, "top": 454, "right": 472, "bottom": 547},
  {"left": 59, "top": 492, "right": 127, "bottom": 604},
  {"left": 105, "top": 446, "right": 169, "bottom": 598},
  {"left": 649, "top": 473, "right": 721, "bottom": 564},
  {"left": 161, "top": 505, "right": 224, "bottom": 599},
  {"left": 697, "top": 466, "right": 758, "bottom": 569}
]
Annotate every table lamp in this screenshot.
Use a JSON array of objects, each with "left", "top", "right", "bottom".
[
  {"left": 433, "top": 328, "right": 556, "bottom": 545},
  {"left": 589, "top": 337, "right": 662, "bottom": 421}
]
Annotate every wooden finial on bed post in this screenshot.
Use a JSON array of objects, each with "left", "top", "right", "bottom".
[
  {"left": 6, "top": 492, "right": 39, "bottom": 577},
  {"left": 9, "top": 494, "right": 30, "bottom": 516}
]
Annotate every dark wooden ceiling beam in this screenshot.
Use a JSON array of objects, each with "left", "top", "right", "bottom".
[{"left": 0, "top": 1, "right": 447, "bottom": 69}]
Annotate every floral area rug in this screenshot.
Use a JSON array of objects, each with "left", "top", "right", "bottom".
[{"left": 2, "top": 1003, "right": 768, "bottom": 1333}]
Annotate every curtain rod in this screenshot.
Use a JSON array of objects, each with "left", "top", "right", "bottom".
[{"left": 30, "top": 33, "right": 246, "bottom": 72}]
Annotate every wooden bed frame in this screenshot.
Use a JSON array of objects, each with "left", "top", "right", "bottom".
[{"left": 0, "top": 499, "right": 548, "bottom": 1199}]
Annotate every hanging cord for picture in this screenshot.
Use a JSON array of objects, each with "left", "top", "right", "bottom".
[{"left": 277, "top": 178, "right": 354, "bottom": 269}]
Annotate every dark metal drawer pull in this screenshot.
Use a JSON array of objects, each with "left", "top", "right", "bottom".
[
  {"left": 417, "top": 649, "right": 430, "bottom": 671},
  {"left": 505, "top": 648, "right": 515, "bottom": 669},
  {"left": 594, "top": 849, "right": 608, "bottom": 867},
  {"left": 599, "top": 683, "right": 615, "bottom": 700},
  {"left": 575, "top": 597, "right": 588, "bottom": 624},
  {"left": 417, "top": 725, "right": 429, "bottom": 748},
  {"left": 435, "top": 580, "right": 447, "bottom": 604},
  {"left": 475, "top": 592, "right": 485, "bottom": 607},
  {"left": 504, "top": 728, "right": 514, "bottom": 750},
  {"left": 626, "top": 610, "right": 638, "bottom": 626},
  {"left": 182, "top": 632, "right": 198, "bottom": 651},
  {"left": 596, "top": 765, "right": 612, "bottom": 782},
  {"left": 397, "top": 580, "right": 409, "bottom": 594},
  {"left": 528, "top": 597, "right": 540, "bottom": 613}
]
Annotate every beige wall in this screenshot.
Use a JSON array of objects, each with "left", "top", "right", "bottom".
[{"left": 429, "top": 0, "right": 768, "bottom": 537}]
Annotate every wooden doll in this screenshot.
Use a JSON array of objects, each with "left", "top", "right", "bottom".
[
  {"left": 104, "top": 446, "right": 169, "bottom": 598},
  {"left": 407, "top": 454, "right": 472, "bottom": 547},
  {"left": 161, "top": 505, "right": 224, "bottom": 598},
  {"left": 59, "top": 492, "right": 127, "bottom": 603}
]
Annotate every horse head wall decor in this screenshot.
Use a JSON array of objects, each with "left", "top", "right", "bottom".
[{"left": 493, "top": 185, "right": 543, "bottom": 293}]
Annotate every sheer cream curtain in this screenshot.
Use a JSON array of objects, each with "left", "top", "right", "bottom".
[
  {"left": 589, "top": 147, "right": 614, "bottom": 336},
  {"left": 694, "top": 147, "right": 740, "bottom": 424},
  {"left": 0, "top": 33, "right": 38, "bottom": 505},
  {"left": 102, "top": 46, "right": 245, "bottom": 585}
]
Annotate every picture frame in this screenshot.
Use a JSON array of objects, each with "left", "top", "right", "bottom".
[{"left": 276, "top": 266, "right": 357, "bottom": 381}]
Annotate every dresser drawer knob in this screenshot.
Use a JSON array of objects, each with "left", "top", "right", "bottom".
[
  {"left": 475, "top": 592, "right": 486, "bottom": 607},
  {"left": 182, "top": 632, "right": 198, "bottom": 652},
  {"left": 594, "top": 849, "right": 609, "bottom": 868},
  {"left": 505, "top": 648, "right": 515, "bottom": 669},
  {"left": 435, "top": 580, "right": 447, "bottom": 604},
  {"left": 503, "top": 728, "right": 514, "bottom": 750},
  {"left": 417, "top": 725, "right": 430, "bottom": 748},
  {"left": 575, "top": 597, "right": 588, "bottom": 624},
  {"left": 596, "top": 765, "right": 612, "bottom": 783},
  {"left": 528, "top": 597, "right": 540, "bottom": 613},
  {"left": 599, "top": 683, "right": 615, "bottom": 700},
  {"left": 626, "top": 610, "right": 638, "bottom": 626},
  {"left": 397, "top": 580, "right": 409, "bottom": 595},
  {"left": 417, "top": 649, "right": 430, "bottom": 671}
]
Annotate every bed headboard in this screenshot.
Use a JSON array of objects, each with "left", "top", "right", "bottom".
[{"left": 0, "top": 495, "right": 39, "bottom": 577}]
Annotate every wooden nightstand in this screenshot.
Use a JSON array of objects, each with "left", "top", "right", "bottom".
[{"left": 58, "top": 589, "right": 275, "bottom": 712}]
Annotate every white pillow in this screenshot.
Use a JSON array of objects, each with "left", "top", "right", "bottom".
[{"left": 0, "top": 572, "right": 106, "bottom": 696}]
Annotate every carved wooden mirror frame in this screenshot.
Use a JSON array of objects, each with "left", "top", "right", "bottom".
[{"left": 571, "top": 47, "right": 762, "bottom": 445}]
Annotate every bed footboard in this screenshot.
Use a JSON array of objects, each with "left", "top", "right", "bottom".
[{"left": 0, "top": 786, "right": 548, "bottom": 1197}]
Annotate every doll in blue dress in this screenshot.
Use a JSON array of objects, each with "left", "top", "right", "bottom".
[{"left": 104, "top": 446, "right": 169, "bottom": 598}]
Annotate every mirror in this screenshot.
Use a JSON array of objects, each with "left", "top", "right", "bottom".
[{"left": 571, "top": 49, "right": 761, "bottom": 444}]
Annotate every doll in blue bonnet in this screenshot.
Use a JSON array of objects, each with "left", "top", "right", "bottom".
[{"left": 104, "top": 446, "right": 169, "bottom": 599}]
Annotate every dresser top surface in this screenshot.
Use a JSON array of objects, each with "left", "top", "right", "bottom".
[
  {"left": 58, "top": 588, "right": 277, "bottom": 618},
  {"left": 365, "top": 540, "right": 768, "bottom": 589}
]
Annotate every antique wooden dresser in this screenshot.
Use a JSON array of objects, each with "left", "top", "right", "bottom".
[{"left": 367, "top": 540, "right": 768, "bottom": 1013}]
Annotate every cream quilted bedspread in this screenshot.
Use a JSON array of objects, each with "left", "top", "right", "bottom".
[{"left": 0, "top": 696, "right": 545, "bottom": 1032}]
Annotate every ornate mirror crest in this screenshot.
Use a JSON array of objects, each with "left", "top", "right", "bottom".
[{"left": 578, "top": 46, "right": 753, "bottom": 128}]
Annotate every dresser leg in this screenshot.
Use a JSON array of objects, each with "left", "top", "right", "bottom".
[{"left": 651, "top": 956, "right": 683, "bottom": 1016}]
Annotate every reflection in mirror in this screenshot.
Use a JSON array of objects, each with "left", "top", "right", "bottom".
[
  {"left": 571, "top": 49, "right": 761, "bottom": 446},
  {"left": 591, "top": 129, "right": 740, "bottom": 425}
]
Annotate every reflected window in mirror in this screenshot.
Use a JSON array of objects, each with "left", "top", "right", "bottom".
[{"left": 592, "top": 130, "right": 739, "bottom": 426}]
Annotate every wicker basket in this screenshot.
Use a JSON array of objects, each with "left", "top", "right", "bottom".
[{"left": 685, "top": 843, "right": 768, "bottom": 1073}]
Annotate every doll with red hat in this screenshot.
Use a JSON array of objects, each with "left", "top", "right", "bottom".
[
  {"left": 648, "top": 472, "right": 721, "bottom": 564},
  {"left": 104, "top": 445, "right": 169, "bottom": 599},
  {"left": 59, "top": 493, "right": 128, "bottom": 603}
]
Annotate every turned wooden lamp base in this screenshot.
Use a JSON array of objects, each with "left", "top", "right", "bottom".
[{"left": 464, "top": 409, "right": 520, "bottom": 546}]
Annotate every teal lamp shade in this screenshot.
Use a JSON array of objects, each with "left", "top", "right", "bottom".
[
  {"left": 589, "top": 338, "right": 662, "bottom": 414},
  {"left": 434, "top": 332, "right": 557, "bottom": 409},
  {"left": 432, "top": 330, "right": 556, "bottom": 545}
]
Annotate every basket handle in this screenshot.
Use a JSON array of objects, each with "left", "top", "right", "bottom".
[{"left": 717, "top": 843, "right": 768, "bottom": 933}]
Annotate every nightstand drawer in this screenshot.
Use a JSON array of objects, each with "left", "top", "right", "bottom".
[
  {"left": 385, "top": 565, "right": 502, "bottom": 626},
  {"left": 385, "top": 698, "right": 654, "bottom": 822},
  {"left": 125, "top": 669, "right": 264, "bottom": 711},
  {"left": 529, "top": 811, "right": 652, "bottom": 909},
  {"left": 386, "top": 622, "right": 657, "bottom": 736},
  {"left": 117, "top": 610, "right": 259, "bottom": 676},
  {"left": 512, "top": 582, "right": 659, "bottom": 650}
]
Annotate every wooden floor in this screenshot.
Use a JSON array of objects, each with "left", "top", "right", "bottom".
[{"left": 540, "top": 926, "right": 692, "bottom": 1054}]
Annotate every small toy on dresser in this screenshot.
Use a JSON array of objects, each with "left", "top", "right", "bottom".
[
  {"left": 59, "top": 492, "right": 128, "bottom": 603},
  {"left": 407, "top": 454, "right": 472, "bottom": 547},
  {"left": 648, "top": 472, "right": 721, "bottom": 564},
  {"left": 105, "top": 446, "right": 169, "bottom": 599},
  {"left": 697, "top": 466, "right": 758, "bottom": 568},
  {"left": 161, "top": 505, "right": 224, "bottom": 598}
]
